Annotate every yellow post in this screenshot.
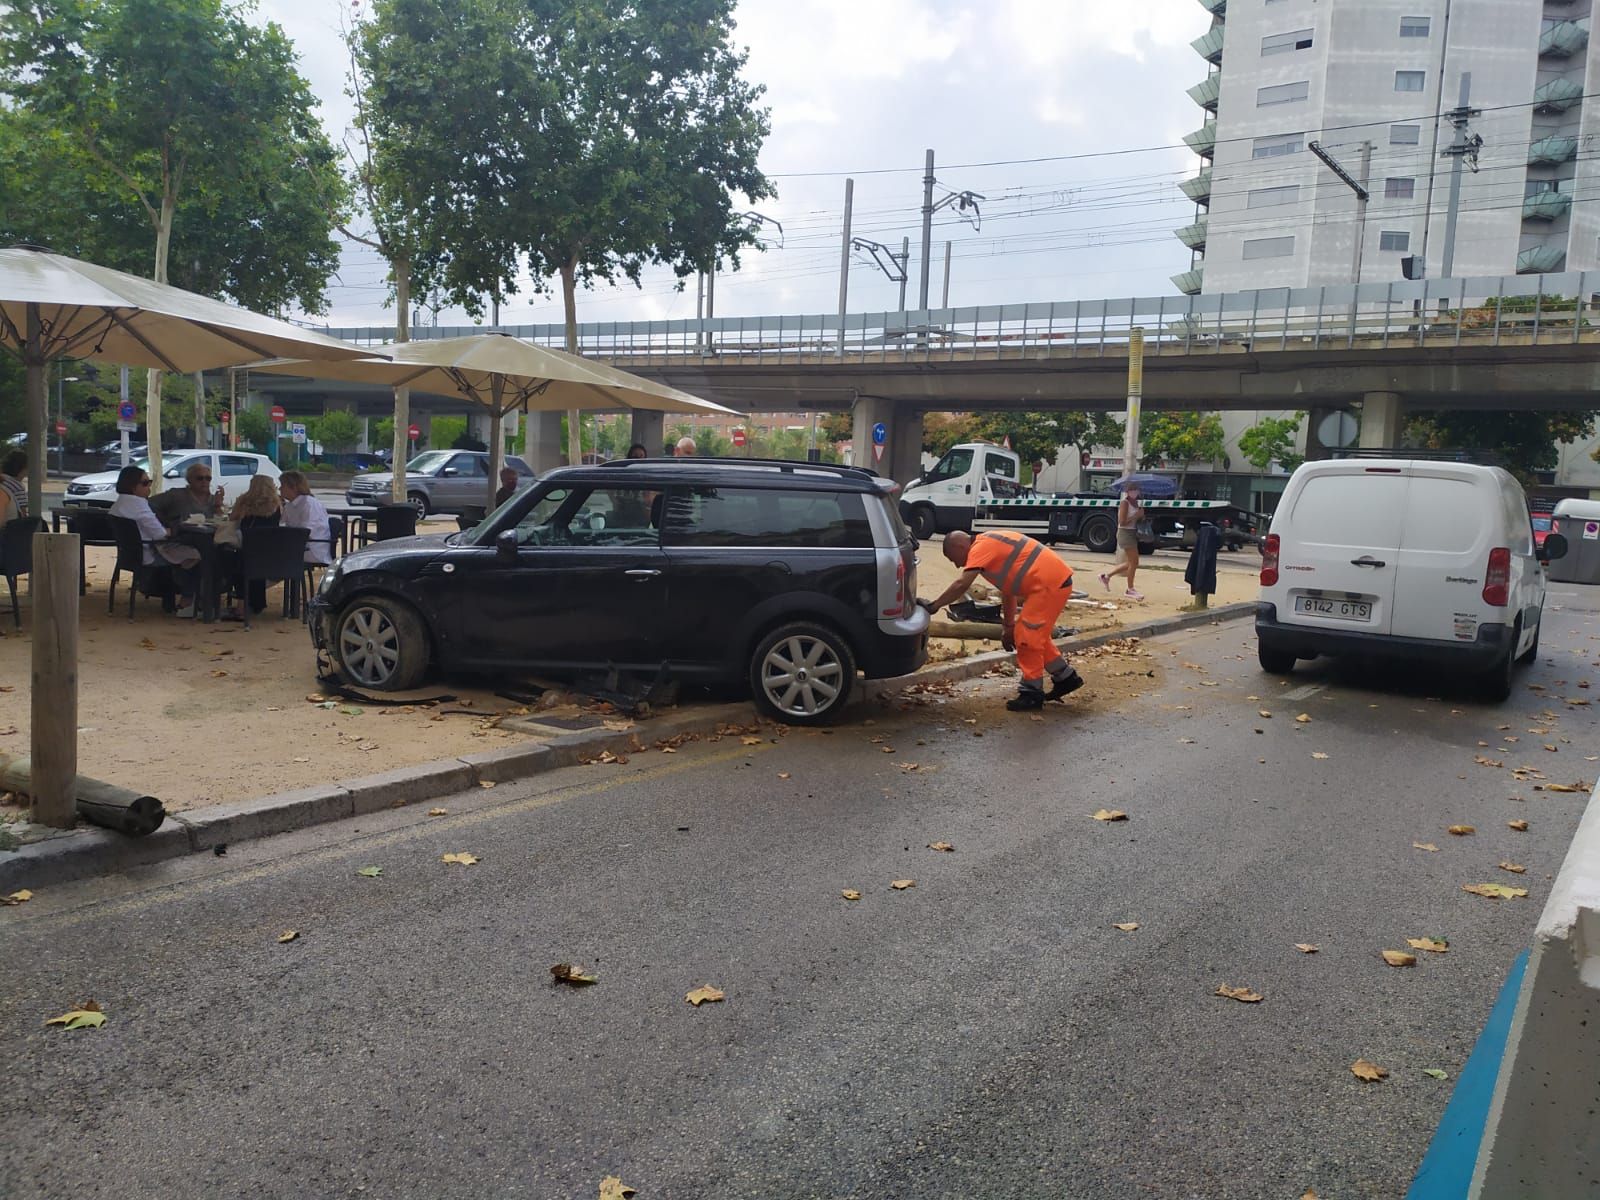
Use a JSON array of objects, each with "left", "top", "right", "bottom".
[{"left": 1121, "top": 327, "right": 1144, "bottom": 481}]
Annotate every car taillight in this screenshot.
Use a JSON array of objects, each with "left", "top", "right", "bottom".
[
  {"left": 1260, "top": 534, "right": 1280, "bottom": 587},
  {"left": 884, "top": 554, "right": 905, "bottom": 617},
  {"left": 1484, "top": 547, "right": 1510, "bottom": 607}
]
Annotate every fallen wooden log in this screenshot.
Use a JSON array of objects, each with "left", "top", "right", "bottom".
[
  {"left": 0, "top": 752, "right": 164, "bottom": 837},
  {"left": 928, "top": 620, "right": 1005, "bottom": 640}
]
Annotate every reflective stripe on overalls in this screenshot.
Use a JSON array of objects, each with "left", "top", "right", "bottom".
[{"left": 977, "top": 531, "right": 1046, "bottom": 597}]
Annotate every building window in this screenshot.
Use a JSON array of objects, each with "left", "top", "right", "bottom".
[
  {"left": 1243, "top": 236, "right": 1296, "bottom": 260},
  {"left": 1258, "top": 81, "right": 1311, "bottom": 106},
  {"left": 1248, "top": 184, "right": 1301, "bottom": 208},
  {"left": 1526, "top": 179, "right": 1561, "bottom": 196},
  {"left": 1379, "top": 231, "right": 1410, "bottom": 251},
  {"left": 1252, "top": 133, "right": 1304, "bottom": 158},
  {"left": 1262, "top": 29, "right": 1314, "bottom": 55},
  {"left": 1384, "top": 176, "right": 1417, "bottom": 199},
  {"left": 1395, "top": 70, "right": 1426, "bottom": 92},
  {"left": 1400, "top": 16, "right": 1430, "bottom": 37},
  {"left": 1390, "top": 124, "right": 1421, "bottom": 145}
]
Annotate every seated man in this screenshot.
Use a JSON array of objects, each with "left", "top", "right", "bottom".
[
  {"left": 494, "top": 467, "right": 520, "bottom": 507},
  {"left": 151, "top": 460, "right": 224, "bottom": 525},
  {"left": 278, "top": 470, "right": 333, "bottom": 565}
]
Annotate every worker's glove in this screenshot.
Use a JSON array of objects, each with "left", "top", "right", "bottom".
[
  {"left": 1001, "top": 625, "right": 1016, "bottom": 652},
  {"left": 917, "top": 598, "right": 936, "bottom": 614}
]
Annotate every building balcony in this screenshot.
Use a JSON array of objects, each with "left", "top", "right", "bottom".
[
  {"left": 1534, "top": 77, "right": 1585, "bottom": 112},
  {"left": 1179, "top": 168, "right": 1213, "bottom": 204},
  {"left": 1192, "top": 25, "right": 1225, "bottom": 64},
  {"left": 1187, "top": 74, "right": 1221, "bottom": 111},
  {"left": 1175, "top": 218, "right": 1209, "bottom": 250},
  {"left": 1172, "top": 267, "right": 1204, "bottom": 296},
  {"left": 1183, "top": 122, "right": 1217, "bottom": 158},
  {"left": 1517, "top": 244, "right": 1567, "bottom": 273},
  {"left": 1522, "top": 189, "right": 1573, "bottom": 220},
  {"left": 1539, "top": 18, "right": 1589, "bottom": 58},
  {"left": 1196, "top": 0, "right": 1225, "bottom": 13},
  {"left": 1528, "top": 134, "right": 1578, "bottom": 165}
]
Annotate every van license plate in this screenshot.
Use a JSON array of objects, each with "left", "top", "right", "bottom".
[{"left": 1295, "top": 596, "right": 1372, "bottom": 621}]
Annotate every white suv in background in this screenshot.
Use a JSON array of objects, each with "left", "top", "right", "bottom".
[
  {"left": 64, "top": 450, "right": 280, "bottom": 509},
  {"left": 1256, "top": 457, "right": 1568, "bottom": 700}
]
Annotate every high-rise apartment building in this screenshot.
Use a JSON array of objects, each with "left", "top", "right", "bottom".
[{"left": 1177, "top": 0, "right": 1593, "bottom": 296}]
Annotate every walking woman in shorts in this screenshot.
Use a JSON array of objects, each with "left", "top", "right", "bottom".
[{"left": 1099, "top": 480, "right": 1145, "bottom": 600}]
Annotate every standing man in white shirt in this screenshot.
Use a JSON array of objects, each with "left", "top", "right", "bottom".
[{"left": 279, "top": 470, "right": 333, "bottom": 565}]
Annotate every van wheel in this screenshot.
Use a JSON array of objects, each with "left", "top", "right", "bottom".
[
  {"left": 749, "top": 622, "right": 856, "bottom": 726},
  {"left": 1517, "top": 618, "right": 1540, "bottom": 665},
  {"left": 335, "top": 596, "right": 430, "bottom": 691},
  {"left": 1483, "top": 626, "right": 1518, "bottom": 702},
  {"left": 909, "top": 506, "right": 937, "bottom": 542},
  {"left": 1258, "top": 644, "right": 1296, "bottom": 675},
  {"left": 1081, "top": 514, "right": 1116, "bottom": 555}
]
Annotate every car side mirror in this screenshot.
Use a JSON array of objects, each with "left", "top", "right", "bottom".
[
  {"left": 441, "top": 466, "right": 458, "bottom": 477},
  {"left": 1541, "top": 532, "right": 1569, "bottom": 562},
  {"left": 496, "top": 529, "right": 518, "bottom": 562}
]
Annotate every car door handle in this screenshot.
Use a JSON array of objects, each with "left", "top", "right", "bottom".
[
  {"left": 1350, "top": 556, "right": 1387, "bottom": 568},
  {"left": 624, "top": 568, "right": 661, "bottom": 579}
]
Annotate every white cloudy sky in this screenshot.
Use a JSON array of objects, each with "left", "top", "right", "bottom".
[{"left": 258, "top": 0, "right": 1212, "bottom": 329}]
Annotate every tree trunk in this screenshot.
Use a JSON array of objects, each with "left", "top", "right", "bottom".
[
  {"left": 560, "top": 260, "right": 581, "bottom": 467},
  {"left": 193, "top": 371, "right": 206, "bottom": 448},
  {"left": 391, "top": 255, "right": 411, "bottom": 505},
  {"left": 146, "top": 194, "right": 174, "bottom": 489}
]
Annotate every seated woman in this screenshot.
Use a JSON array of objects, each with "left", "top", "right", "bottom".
[
  {"left": 222, "top": 474, "right": 281, "bottom": 618},
  {"left": 107, "top": 464, "right": 201, "bottom": 616},
  {"left": 278, "top": 470, "right": 333, "bottom": 565}
]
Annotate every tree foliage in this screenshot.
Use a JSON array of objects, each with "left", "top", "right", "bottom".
[
  {"left": 1405, "top": 409, "right": 1598, "bottom": 487},
  {"left": 311, "top": 409, "right": 364, "bottom": 455},
  {"left": 234, "top": 406, "right": 271, "bottom": 451},
  {"left": 1237, "top": 413, "right": 1305, "bottom": 473},
  {"left": 1139, "top": 412, "right": 1228, "bottom": 488}
]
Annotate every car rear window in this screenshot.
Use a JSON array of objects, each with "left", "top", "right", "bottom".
[
  {"left": 1400, "top": 478, "right": 1486, "bottom": 554},
  {"left": 664, "top": 486, "right": 872, "bottom": 548},
  {"left": 1286, "top": 473, "right": 1407, "bottom": 549}
]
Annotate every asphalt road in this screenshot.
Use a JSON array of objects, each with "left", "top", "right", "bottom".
[{"left": 5, "top": 589, "right": 1599, "bottom": 1200}]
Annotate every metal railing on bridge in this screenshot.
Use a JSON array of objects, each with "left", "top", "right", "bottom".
[{"left": 323, "top": 272, "right": 1600, "bottom": 367}]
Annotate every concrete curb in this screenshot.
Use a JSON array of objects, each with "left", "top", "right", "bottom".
[{"left": 0, "top": 601, "right": 1256, "bottom": 891}]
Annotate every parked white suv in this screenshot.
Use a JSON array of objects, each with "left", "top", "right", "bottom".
[
  {"left": 64, "top": 450, "right": 280, "bottom": 509},
  {"left": 1256, "top": 458, "right": 1568, "bottom": 699}
]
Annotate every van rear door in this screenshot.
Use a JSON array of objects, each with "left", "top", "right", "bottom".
[
  {"left": 1390, "top": 467, "right": 1497, "bottom": 644},
  {"left": 1277, "top": 465, "right": 1408, "bottom": 636}
]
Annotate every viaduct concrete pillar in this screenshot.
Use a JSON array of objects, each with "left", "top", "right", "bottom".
[
  {"left": 851, "top": 397, "right": 923, "bottom": 483},
  {"left": 1359, "top": 391, "right": 1403, "bottom": 450},
  {"left": 523, "top": 410, "right": 565, "bottom": 473},
  {"left": 467, "top": 411, "right": 492, "bottom": 448},
  {"left": 630, "top": 410, "right": 665, "bottom": 456}
]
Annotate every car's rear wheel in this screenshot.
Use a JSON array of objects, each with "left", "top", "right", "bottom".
[
  {"left": 407, "top": 491, "right": 430, "bottom": 520},
  {"left": 909, "top": 505, "right": 937, "bottom": 542},
  {"left": 1517, "top": 617, "right": 1541, "bottom": 665},
  {"left": 1258, "top": 643, "right": 1296, "bottom": 675},
  {"left": 749, "top": 621, "right": 856, "bottom": 726},
  {"left": 1080, "top": 514, "right": 1116, "bottom": 555},
  {"left": 1483, "top": 623, "right": 1519, "bottom": 702},
  {"left": 335, "top": 596, "right": 430, "bottom": 691}
]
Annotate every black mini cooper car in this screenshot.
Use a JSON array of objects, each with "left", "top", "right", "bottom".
[{"left": 308, "top": 458, "right": 930, "bottom": 724}]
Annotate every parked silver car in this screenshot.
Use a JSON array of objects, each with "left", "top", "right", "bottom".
[{"left": 345, "top": 450, "right": 536, "bottom": 518}]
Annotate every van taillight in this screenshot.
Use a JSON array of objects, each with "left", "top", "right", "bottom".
[
  {"left": 1260, "top": 534, "right": 1280, "bottom": 587},
  {"left": 1483, "top": 547, "right": 1511, "bottom": 607}
]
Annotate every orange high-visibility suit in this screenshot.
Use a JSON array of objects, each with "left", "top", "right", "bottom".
[{"left": 964, "top": 530, "right": 1075, "bottom": 687}]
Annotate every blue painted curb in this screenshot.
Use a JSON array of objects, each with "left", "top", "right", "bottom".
[{"left": 1406, "top": 949, "right": 1530, "bottom": 1199}]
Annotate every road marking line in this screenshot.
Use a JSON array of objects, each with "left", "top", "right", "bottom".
[{"left": 1282, "top": 684, "right": 1324, "bottom": 701}]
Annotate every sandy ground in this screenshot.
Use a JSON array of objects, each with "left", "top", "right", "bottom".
[{"left": 0, "top": 535, "right": 1255, "bottom": 813}]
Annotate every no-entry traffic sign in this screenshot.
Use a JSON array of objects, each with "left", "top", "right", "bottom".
[
  {"left": 54, "top": 420, "right": 67, "bottom": 436},
  {"left": 407, "top": 424, "right": 421, "bottom": 440},
  {"left": 269, "top": 405, "right": 286, "bottom": 421},
  {"left": 732, "top": 428, "right": 747, "bottom": 447}
]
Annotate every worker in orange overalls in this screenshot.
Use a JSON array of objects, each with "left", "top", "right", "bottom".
[{"left": 922, "top": 529, "right": 1085, "bottom": 711}]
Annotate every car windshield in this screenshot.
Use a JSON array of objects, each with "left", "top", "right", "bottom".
[
  {"left": 406, "top": 451, "right": 453, "bottom": 474},
  {"left": 1532, "top": 516, "right": 1552, "bottom": 531},
  {"left": 119, "top": 456, "right": 202, "bottom": 479}
]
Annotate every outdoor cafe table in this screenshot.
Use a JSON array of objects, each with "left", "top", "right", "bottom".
[
  {"left": 169, "top": 521, "right": 226, "bottom": 623},
  {"left": 320, "top": 505, "right": 371, "bottom": 557}
]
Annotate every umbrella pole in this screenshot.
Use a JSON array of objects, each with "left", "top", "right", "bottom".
[
  {"left": 24, "top": 304, "right": 46, "bottom": 520},
  {"left": 488, "top": 378, "right": 506, "bottom": 511}
]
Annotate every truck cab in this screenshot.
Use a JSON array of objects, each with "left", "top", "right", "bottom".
[{"left": 901, "top": 442, "right": 1023, "bottom": 540}]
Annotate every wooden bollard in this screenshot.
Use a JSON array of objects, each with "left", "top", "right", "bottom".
[
  {"left": 30, "top": 531, "right": 78, "bottom": 828},
  {"left": 0, "top": 752, "right": 164, "bottom": 836}
]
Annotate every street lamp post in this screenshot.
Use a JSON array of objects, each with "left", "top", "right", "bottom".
[{"left": 56, "top": 368, "right": 79, "bottom": 474}]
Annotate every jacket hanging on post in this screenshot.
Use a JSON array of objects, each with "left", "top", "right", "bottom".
[{"left": 1186, "top": 524, "right": 1221, "bottom": 596}]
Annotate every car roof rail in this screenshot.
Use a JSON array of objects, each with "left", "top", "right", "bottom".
[
  {"left": 596, "top": 456, "right": 880, "bottom": 479},
  {"left": 1329, "top": 446, "right": 1500, "bottom": 465}
]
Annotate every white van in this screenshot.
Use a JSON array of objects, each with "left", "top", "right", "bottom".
[{"left": 1256, "top": 458, "right": 1568, "bottom": 699}]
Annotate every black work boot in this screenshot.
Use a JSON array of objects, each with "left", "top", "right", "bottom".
[
  {"left": 1006, "top": 689, "right": 1045, "bottom": 711},
  {"left": 1047, "top": 671, "right": 1085, "bottom": 702}
]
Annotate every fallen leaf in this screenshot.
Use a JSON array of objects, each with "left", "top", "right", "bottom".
[
  {"left": 1113, "top": 922, "right": 1140, "bottom": 932},
  {"left": 1509, "top": 819, "right": 1530, "bottom": 831},
  {"left": 599, "top": 1176, "right": 637, "bottom": 1200},
  {"left": 1498, "top": 861, "right": 1527, "bottom": 874},
  {"left": 45, "top": 1005, "right": 107, "bottom": 1030},
  {"left": 841, "top": 889, "right": 861, "bottom": 901},
  {"left": 1413, "top": 842, "right": 1440, "bottom": 852},
  {"left": 685, "top": 985, "right": 725, "bottom": 1006},
  {"left": 277, "top": 930, "right": 299, "bottom": 943},
  {"left": 1301, "top": 1191, "right": 1320, "bottom": 1200},
  {"left": 927, "top": 841, "right": 954, "bottom": 852},
  {"left": 777, "top": 772, "right": 790, "bottom": 780},
  {"left": 1351, "top": 1059, "right": 1389, "bottom": 1082},
  {"left": 1311, "top": 752, "right": 1329, "bottom": 760},
  {"left": 427, "top": 808, "right": 448, "bottom": 817},
  {"left": 1295, "top": 713, "right": 1311, "bottom": 724},
  {"left": 1423, "top": 1068, "right": 1450, "bottom": 1081},
  {"left": 890, "top": 879, "right": 916, "bottom": 890},
  {"left": 550, "top": 963, "right": 597, "bottom": 986},
  {"left": 1381, "top": 950, "right": 1417, "bottom": 968},
  {"left": 741, "top": 736, "right": 763, "bottom": 746},
  {"left": 1545, "top": 783, "right": 1586, "bottom": 793},
  {"left": 2, "top": 888, "right": 33, "bottom": 905},
  {"left": 1294, "top": 943, "right": 1319, "bottom": 954},
  {"left": 1092, "top": 809, "right": 1128, "bottom": 822},
  {"left": 880, "top": 745, "right": 895, "bottom": 754},
  {"left": 1462, "top": 883, "right": 1529, "bottom": 900},
  {"left": 1408, "top": 937, "right": 1449, "bottom": 953},
  {"left": 139, "top": 637, "right": 155, "bottom": 650},
  {"left": 1216, "top": 984, "right": 1263, "bottom": 1003},
  {"left": 1474, "top": 755, "right": 1503, "bottom": 768},
  {"left": 1448, "top": 825, "right": 1476, "bottom": 836},
  {"left": 897, "top": 761, "right": 921, "bottom": 772},
  {"left": 356, "top": 866, "right": 383, "bottom": 878},
  {"left": 1258, "top": 710, "right": 1272, "bottom": 718},
  {"left": 478, "top": 780, "right": 497, "bottom": 789},
  {"left": 441, "top": 852, "right": 479, "bottom": 866}
]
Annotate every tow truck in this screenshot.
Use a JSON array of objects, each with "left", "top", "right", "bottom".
[{"left": 899, "top": 442, "right": 1260, "bottom": 554}]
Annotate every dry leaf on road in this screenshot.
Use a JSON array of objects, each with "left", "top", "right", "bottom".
[
  {"left": 356, "top": 866, "right": 383, "bottom": 877},
  {"left": 777, "top": 772, "right": 790, "bottom": 780},
  {"left": 841, "top": 889, "right": 861, "bottom": 901},
  {"left": 927, "top": 841, "right": 954, "bottom": 852},
  {"left": 1295, "top": 713, "right": 1312, "bottom": 723},
  {"left": 741, "top": 736, "right": 763, "bottom": 746},
  {"left": 1113, "top": 922, "right": 1140, "bottom": 932},
  {"left": 685, "top": 985, "right": 725, "bottom": 1006},
  {"left": 277, "top": 930, "right": 299, "bottom": 943},
  {"left": 1508, "top": 819, "right": 1530, "bottom": 832},
  {"left": 1351, "top": 1059, "right": 1389, "bottom": 1082},
  {"left": 1463, "top": 882, "right": 1529, "bottom": 900},
  {"left": 1423, "top": 1068, "right": 1450, "bottom": 1081},
  {"left": 1474, "top": 755, "right": 1503, "bottom": 768},
  {"left": 890, "top": 879, "right": 916, "bottom": 890},
  {"left": 551, "top": 963, "right": 598, "bottom": 986},
  {"left": 1312, "top": 752, "right": 1330, "bottom": 760},
  {"left": 441, "top": 852, "right": 479, "bottom": 866},
  {"left": 1381, "top": 950, "right": 1417, "bottom": 967},
  {"left": 1448, "top": 825, "right": 1476, "bottom": 836},
  {"left": 2, "top": 889, "right": 32, "bottom": 905},
  {"left": 1216, "top": 984, "right": 1264, "bottom": 1003},
  {"left": 1092, "top": 809, "right": 1128, "bottom": 822},
  {"left": 1258, "top": 710, "right": 1273, "bottom": 718},
  {"left": 1498, "top": 861, "right": 1527, "bottom": 874},
  {"left": 1545, "top": 783, "right": 1586, "bottom": 793},
  {"left": 478, "top": 781, "right": 497, "bottom": 789},
  {"left": 427, "top": 808, "right": 448, "bottom": 817},
  {"left": 1295, "top": 943, "right": 1319, "bottom": 954},
  {"left": 45, "top": 1002, "right": 106, "bottom": 1031},
  {"left": 1413, "top": 842, "right": 1440, "bottom": 852},
  {"left": 1408, "top": 937, "right": 1449, "bottom": 953},
  {"left": 599, "top": 1176, "right": 637, "bottom": 1200}
]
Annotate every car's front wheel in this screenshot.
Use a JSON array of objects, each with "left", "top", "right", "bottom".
[
  {"left": 749, "top": 621, "right": 856, "bottom": 726},
  {"left": 407, "top": 491, "right": 430, "bottom": 520},
  {"left": 335, "top": 596, "right": 430, "bottom": 691}
]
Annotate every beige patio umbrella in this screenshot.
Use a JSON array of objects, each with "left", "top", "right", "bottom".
[
  {"left": 253, "top": 332, "right": 741, "bottom": 509},
  {"left": 0, "top": 245, "right": 368, "bottom": 518}
]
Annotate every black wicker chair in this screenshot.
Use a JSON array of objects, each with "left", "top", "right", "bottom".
[
  {"left": 238, "top": 526, "right": 310, "bottom": 629},
  {"left": 1, "top": 516, "right": 44, "bottom": 628}
]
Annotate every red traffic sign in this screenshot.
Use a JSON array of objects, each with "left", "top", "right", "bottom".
[
  {"left": 54, "top": 420, "right": 67, "bottom": 435},
  {"left": 269, "top": 404, "right": 286, "bottom": 421},
  {"left": 407, "top": 424, "right": 421, "bottom": 439},
  {"left": 220, "top": 411, "right": 230, "bottom": 425},
  {"left": 731, "top": 428, "right": 747, "bottom": 447}
]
